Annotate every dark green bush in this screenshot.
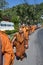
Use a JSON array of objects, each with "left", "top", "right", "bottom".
[{"left": 5, "top": 29, "right": 18, "bottom": 35}]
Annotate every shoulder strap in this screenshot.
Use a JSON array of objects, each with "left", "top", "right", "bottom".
[{"left": 0, "top": 37, "right": 3, "bottom": 65}]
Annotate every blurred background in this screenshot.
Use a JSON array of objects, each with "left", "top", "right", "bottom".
[{"left": 0, "top": 0, "right": 43, "bottom": 35}]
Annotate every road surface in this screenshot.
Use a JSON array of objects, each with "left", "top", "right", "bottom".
[{"left": 13, "top": 28, "right": 43, "bottom": 65}]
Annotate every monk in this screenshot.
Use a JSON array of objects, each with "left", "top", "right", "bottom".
[
  {"left": 31, "top": 25, "right": 37, "bottom": 33},
  {"left": 20, "top": 25, "right": 29, "bottom": 49},
  {"left": 12, "top": 28, "right": 27, "bottom": 60},
  {"left": 0, "top": 31, "right": 15, "bottom": 65},
  {"left": 24, "top": 25, "right": 30, "bottom": 49}
]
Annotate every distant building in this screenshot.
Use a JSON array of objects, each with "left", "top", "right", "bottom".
[{"left": 0, "top": 21, "right": 14, "bottom": 31}]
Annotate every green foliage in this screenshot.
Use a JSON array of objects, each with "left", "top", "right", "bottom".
[
  {"left": 0, "top": 10, "right": 3, "bottom": 21},
  {"left": 11, "top": 15, "right": 20, "bottom": 24},
  {"left": 0, "top": 17, "right": 2, "bottom": 21},
  {"left": 5, "top": 29, "right": 18, "bottom": 35},
  {"left": 1, "top": 3, "right": 43, "bottom": 25}
]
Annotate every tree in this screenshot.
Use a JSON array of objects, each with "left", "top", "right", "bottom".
[
  {"left": 11, "top": 15, "right": 20, "bottom": 30},
  {"left": 0, "top": 10, "right": 3, "bottom": 21},
  {"left": 16, "top": 4, "right": 29, "bottom": 23},
  {"left": 11, "top": 15, "right": 19, "bottom": 24},
  {"left": 2, "top": 3, "right": 43, "bottom": 25},
  {"left": 0, "top": 0, "right": 8, "bottom": 9}
]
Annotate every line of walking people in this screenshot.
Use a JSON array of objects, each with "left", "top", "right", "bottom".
[{"left": 0, "top": 24, "right": 37, "bottom": 65}]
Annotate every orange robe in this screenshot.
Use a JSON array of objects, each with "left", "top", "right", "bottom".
[
  {"left": 24, "top": 26, "right": 30, "bottom": 49},
  {"left": 12, "top": 32, "right": 25, "bottom": 59},
  {"left": 31, "top": 25, "right": 36, "bottom": 33},
  {"left": 0, "top": 31, "right": 14, "bottom": 65},
  {"left": 20, "top": 26, "right": 29, "bottom": 49}
]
